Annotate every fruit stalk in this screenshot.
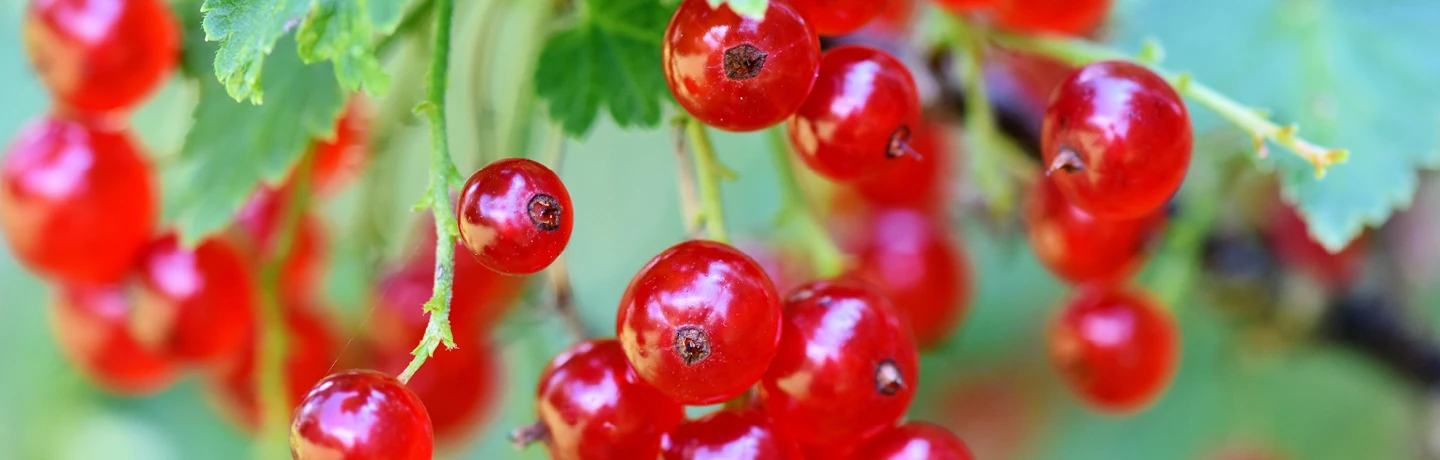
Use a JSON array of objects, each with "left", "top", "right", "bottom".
[
  {"left": 766, "top": 127, "right": 844, "bottom": 277},
  {"left": 989, "top": 31, "right": 1349, "bottom": 177},
  {"left": 399, "top": 0, "right": 464, "bottom": 384},
  {"left": 949, "top": 17, "right": 1035, "bottom": 214},
  {"left": 685, "top": 116, "right": 732, "bottom": 244},
  {"left": 253, "top": 151, "right": 312, "bottom": 457}
]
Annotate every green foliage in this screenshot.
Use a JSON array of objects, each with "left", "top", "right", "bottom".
[
  {"left": 201, "top": 0, "right": 410, "bottom": 103},
  {"left": 175, "top": 3, "right": 346, "bottom": 243},
  {"left": 707, "top": 0, "right": 767, "bottom": 18},
  {"left": 534, "top": 0, "right": 672, "bottom": 137},
  {"left": 1116, "top": 0, "right": 1440, "bottom": 250}
]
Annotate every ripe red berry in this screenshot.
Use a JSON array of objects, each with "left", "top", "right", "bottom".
[
  {"left": 1042, "top": 60, "right": 1191, "bottom": 220},
  {"left": 535, "top": 339, "right": 685, "bottom": 460},
  {"left": 1265, "top": 201, "right": 1364, "bottom": 290},
  {"left": 850, "top": 422, "right": 976, "bottom": 460},
  {"left": 371, "top": 338, "right": 502, "bottom": 446},
  {"left": 788, "top": 0, "right": 889, "bottom": 36},
  {"left": 208, "top": 299, "right": 341, "bottom": 432},
  {"left": 308, "top": 101, "right": 370, "bottom": 195},
  {"left": 758, "top": 278, "right": 920, "bottom": 449},
  {"left": 616, "top": 240, "right": 783, "bottom": 405},
  {"left": 457, "top": 158, "right": 573, "bottom": 275},
  {"left": 847, "top": 118, "right": 955, "bottom": 212},
  {"left": 663, "top": 0, "right": 821, "bottom": 132},
  {"left": 930, "top": 0, "right": 997, "bottom": 12},
  {"left": 660, "top": 409, "right": 804, "bottom": 460},
  {"left": 290, "top": 370, "right": 433, "bottom": 460},
  {"left": 1049, "top": 285, "right": 1179, "bottom": 413},
  {"left": 0, "top": 115, "right": 155, "bottom": 284},
  {"left": 234, "top": 184, "right": 328, "bottom": 299},
  {"left": 789, "top": 45, "right": 921, "bottom": 182},
  {"left": 49, "top": 283, "right": 176, "bottom": 395},
  {"left": 848, "top": 207, "right": 971, "bottom": 349},
  {"left": 132, "top": 234, "right": 256, "bottom": 364},
  {"left": 1025, "top": 178, "right": 1163, "bottom": 284},
  {"left": 991, "top": 0, "right": 1112, "bottom": 36},
  {"left": 24, "top": 0, "right": 179, "bottom": 112}
]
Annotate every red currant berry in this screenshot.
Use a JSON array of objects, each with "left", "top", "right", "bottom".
[
  {"left": 848, "top": 207, "right": 971, "bottom": 349},
  {"left": 24, "top": 0, "right": 179, "bottom": 112},
  {"left": 50, "top": 283, "right": 176, "bottom": 395},
  {"left": 789, "top": 0, "right": 889, "bottom": 36},
  {"left": 1265, "top": 201, "right": 1364, "bottom": 290},
  {"left": 869, "top": 0, "right": 917, "bottom": 33},
  {"left": 132, "top": 233, "right": 256, "bottom": 364},
  {"left": 663, "top": 0, "right": 821, "bottom": 132},
  {"left": 930, "top": 0, "right": 997, "bottom": 13},
  {"left": 848, "top": 118, "right": 954, "bottom": 212},
  {"left": 234, "top": 184, "right": 328, "bottom": 299},
  {"left": 1042, "top": 60, "right": 1191, "bottom": 220},
  {"left": 850, "top": 422, "right": 975, "bottom": 460},
  {"left": 616, "top": 240, "right": 783, "bottom": 405},
  {"left": 0, "top": 115, "right": 155, "bottom": 283},
  {"left": 758, "top": 278, "right": 920, "bottom": 448},
  {"left": 737, "top": 238, "right": 813, "bottom": 295},
  {"left": 371, "top": 338, "right": 502, "bottom": 446},
  {"left": 991, "top": 0, "right": 1112, "bottom": 36},
  {"left": 660, "top": 409, "right": 804, "bottom": 460},
  {"left": 208, "top": 299, "right": 340, "bottom": 432},
  {"left": 1049, "top": 285, "right": 1179, "bottom": 413},
  {"left": 290, "top": 370, "right": 433, "bottom": 460},
  {"left": 789, "top": 45, "right": 921, "bottom": 182},
  {"left": 1025, "top": 178, "right": 1163, "bottom": 284},
  {"left": 534, "top": 339, "right": 685, "bottom": 460},
  {"left": 308, "top": 101, "right": 370, "bottom": 195},
  {"left": 457, "top": 158, "right": 573, "bottom": 275}
]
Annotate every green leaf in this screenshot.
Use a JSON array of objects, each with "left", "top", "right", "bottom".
[
  {"left": 175, "top": 16, "right": 345, "bottom": 243},
  {"left": 707, "top": 0, "right": 767, "bottom": 18},
  {"left": 201, "top": 0, "right": 410, "bottom": 103},
  {"left": 534, "top": 0, "right": 671, "bottom": 137},
  {"left": 1116, "top": 0, "right": 1440, "bottom": 251}
]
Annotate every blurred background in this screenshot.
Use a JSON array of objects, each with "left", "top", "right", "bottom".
[{"left": 3, "top": 0, "right": 1440, "bottom": 459}]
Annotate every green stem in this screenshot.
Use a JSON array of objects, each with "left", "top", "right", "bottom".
[
  {"left": 685, "top": 117, "right": 730, "bottom": 244},
  {"left": 767, "top": 128, "right": 844, "bottom": 277},
  {"left": 989, "top": 32, "right": 1349, "bottom": 177},
  {"left": 398, "top": 0, "right": 462, "bottom": 384},
  {"left": 950, "top": 17, "right": 1029, "bottom": 212},
  {"left": 253, "top": 151, "right": 313, "bottom": 458}
]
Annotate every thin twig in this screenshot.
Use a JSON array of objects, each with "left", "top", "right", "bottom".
[
  {"left": 767, "top": 127, "right": 845, "bottom": 277},
  {"left": 546, "top": 258, "right": 588, "bottom": 341},
  {"left": 685, "top": 117, "right": 731, "bottom": 244},
  {"left": 253, "top": 150, "right": 313, "bottom": 458},
  {"left": 672, "top": 119, "right": 702, "bottom": 239}
]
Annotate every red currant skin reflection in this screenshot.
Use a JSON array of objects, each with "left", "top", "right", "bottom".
[
  {"left": 663, "top": 0, "right": 820, "bottom": 132},
  {"left": 1025, "top": 178, "right": 1164, "bottom": 284},
  {"left": 759, "top": 278, "right": 920, "bottom": 449},
  {"left": 50, "top": 283, "right": 176, "bottom": 395},
  {"left": 661, "top": 409, "right": 804, "bottom": 460},
  {"left": 790, "top": 45, "right": 921, "bottom": 182},
  {"left": 616, "top": 240, "right": 783, "bottom": 405},
  {"left": 1049, "top": 285, "right": 1179, "bottom": 413},
  {"left": 1043, "top": 60, "right": 1192, "bottom": 220},
  {"left": 789, "top": 0, "right": 890, "bottom": 36},
  {"left": 851, "top": 422, "right": 976, "bottom": 460},
  {"left": 24, "top": 0, "right": 180, "bottom": 112},
  {"left": 457, "top": 158, "right": 573, "bottom": 275},
  {"left": 0, "top": 116, "right": 155, "bottom": 284},
  {"left": 536, "top": 340, "right": 685, "bottom": 460},
  {"left": 290, "top": 370, "right": 433, "bottom": 460},
  {"left": 133, "top": 234, "right": 257, "bottom": 364}
]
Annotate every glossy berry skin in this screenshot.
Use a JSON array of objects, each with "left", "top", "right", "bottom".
[
  {"left": 849, "top": 207, "right": 971, "bottom": 349},
  {"left": 616, "top": 240, "right": 783, "bottom": 405},
  {"left": 660, "top": 409, "right": 803, "bottom": 460},
  {"left": 24, "top": 0, "right": 180, "bottom": 112},
  {"left": 1025, "top": 178, "right": 1163, "bottom": 284},
  {"left": 133, "top": 234, "right": 256, "bottom": 364},
  {"left": 290, "top": 370, "right": 433, "bottom": 460},
  {"left": 308, "top": 101, "right": 370, "bottom": 195},
  {"left": 789, "top": 0, "right": 889, "bottom": 36},
  {"left": 0, "top": 116, "right": 155, "bottom": 284},
  {"left": 536, "top": 340, "right": 685, "bottom": 460},
  {"left": 209, "top": 299, "right": 340, "bottom": 432},
  {"left": 1042, "top": 60, "right": 1191, "bottom": 220},
  {"left": 663, "top": 0, "right": 820, "bottom": 132},
  {"left": 457, "top": 158, "right": 573, "bottom": 275},
  {"left": 789, "top": 45, "right": 921, "bottom": 182},
  {"left": 991, "top": 0, "right": 1112, "bottom": 36},
  {"left": 1049, "top": 285, "right": 1179, "bottom": 413},
  {"left": 758, "top": 278, "right": 920, "bottom": 449},
  {"left": 849, "top": 118, "right": 954, "bottom": 212},
  {"left": 371, "top": 339, "right": 502, "bottom": 446},
  {"left": 850, "top": 422, "right": 975, "bottom": 460},
  {"left": 50, "top": 283, "right": 175, "bottom": 395}
]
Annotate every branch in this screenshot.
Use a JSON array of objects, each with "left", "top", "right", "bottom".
[
  {"left": 767, "top": 128, "right": 844, "bottom": 277},
  {"left": 672, "top": 118, "right": 702, "bottom": 239},
  {"left": 988, "top": 32, "right": 1349, "bottom": 177},
  {"left": 399, "top": 0, "right": 462, "bottom": 384},
  {"left": 947, "top": 17, "right": 1038, "bottom": 214},
  {"left": 684, "top": 116, "right": 732, "bottom": 244}
]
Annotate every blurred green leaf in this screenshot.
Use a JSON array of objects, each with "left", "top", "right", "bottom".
[
  {"left": 534, "top": 0, "right": 671, "bottom": 137},
  {"left": 1117, "top": 0, "right": 1440, "bottom": 251}
]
